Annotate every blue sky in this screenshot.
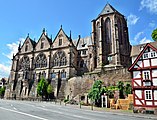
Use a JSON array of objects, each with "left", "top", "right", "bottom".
[{"left": 0, "top": 0, "right": 157, "bottom": 78}]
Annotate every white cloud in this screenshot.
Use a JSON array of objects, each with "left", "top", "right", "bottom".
[
  {"left": 0, "top": 38, "right": 25, "bottom": 78},
  {"left": 127, "top": 14, "right": 139, "bottom": 25},
  {"left": 134, "top": 32, "right": 144, "bottom": 41},
  {"left": 149, "top": 21, "right": 156, "bottom": 28},
  {"left": 4, "top": 38, "right": 25, "bottom": 59},
  {"left": 140, "top": 0, "right": 157, "bottom": 14},
  {"left": 0, "top": 64, "right": 11, "bottom": 78},
  {"left": 139, "top": 37, "right": 152, "bottom": 44}
]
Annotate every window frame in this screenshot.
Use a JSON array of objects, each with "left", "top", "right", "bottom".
[
  {"left": 59, "top": 39, "right": 62, "bottom": 46},
  {"left": 143, "top": 71, "right": 150, "bottom": 80},
  {"left": 145, "top": 90, "right": 152, "bottom": 100}
]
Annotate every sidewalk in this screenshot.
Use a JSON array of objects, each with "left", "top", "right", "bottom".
[{"left": 63, "top": 103, "right": 157, "bottom": 120}]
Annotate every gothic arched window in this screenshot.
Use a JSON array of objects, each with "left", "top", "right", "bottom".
[
  {"left": 105, "top": 18, "right": 111, "bottom": 44},
  {"left": 35, "top": 53, "right": 47, "bottom": 68},
  {"left": 96, "top": 22, "right": 100, "bottom": 42},
  {"left": 102, "top": 17, "right": 112, "bottom": 54},
  {"left": 117, "top": 18, "right": 123, "bottom": 45},
  {"left": 52, "top": 51, "right": 67, "bottom": 67},
  {"left": 20, "top": 56, "right": 30, "bottom": 70}
]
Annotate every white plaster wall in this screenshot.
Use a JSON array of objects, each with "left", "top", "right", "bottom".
[
  {"left": 135, "top": 90, "right": 142, "bottom": 99},
  {"left": 135, "top": 100, "right": 142, "bottom": 105},
  {"left": 153, "top": 78, "right": 157, "bottom": 86},
  {"left": 137, "top": 61, "right": 142, "bottom": 67},
  {"left": 133, "top": 71, "right": 141, "bottom": 78},
  {"left": 152, "top": 70, "right": 157, "bottom": 77},
  {"left": 146, "top": 101, "right": 152, "bottom": 105},
  {"left": 154, "top": 90, "right": 157, "bottom": 100},
  {"left": 134, "top": 80, "right": 141, "bottom": 86},
  {"left": 151, "top": 58, "right": 157, "bottom": 66},
  {"left": 143, "top": 59, "right": 150, "bottom": 67}
]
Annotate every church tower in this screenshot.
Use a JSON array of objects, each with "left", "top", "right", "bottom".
[{"left": 92, "top": 3, "right": 131, "bottom": 70}]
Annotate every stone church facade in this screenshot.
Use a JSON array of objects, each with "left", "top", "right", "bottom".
[{"left": 7, "top": 4, "right": 131, "bottom": 99}]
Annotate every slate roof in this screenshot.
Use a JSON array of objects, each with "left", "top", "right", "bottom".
[
  {"left": 99, "top": 3, "right": 121, "bottom": 16},
  {"left": 129, "top": 43, "right": 157, "bottom": 71},
  {"left": 76, "top": 36, "right": 93, "bottom": 50},
  {"left": 30, "top": 39, "right": 36, "bottom": 48},
  {"left": 131, "top": 41, "right": 157, "bottom": 57}
]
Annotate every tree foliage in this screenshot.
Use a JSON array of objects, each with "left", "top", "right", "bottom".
[
  {"left": 0, "top": 86, "right": 6, "bottom": 98},
  {"left": 37, "top": 77, "right": 48, "bottom": 99},
  {"left": 88, "top": 80, "right": 104, "bottom": 106},
  {"left": 151, "top": 28, "right": 157, "bottom": 41},
  {"left": 47, "top": 84, "right": 53, "bottom": 95},
  {"left": 124, "top": 83, "right": 132, "bottom": 96},
  {"left": 117, "top": 81, "right": 125, "bottom": 99}
]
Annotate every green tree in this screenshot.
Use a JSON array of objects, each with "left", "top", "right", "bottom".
[
  {"left": 124, "top": 83, "right": 132, "bottom": 96},
  {"left": 151, "top": 28, "right": 157, "bottom": 41},
  {"left": 37, "top": 77, "right": 48, "bottom": 100},
  {"left": 0, "top": 86, "right": 6, "bottom": 98},
  {"left": 117, "top": 81, "right": 125, "bottom": 99},
  {"left": 88, "top": 80, "right": 104, "bottom": 106},
  {"left": 47, "top": 84, "right": 54, "bottom": 99}
]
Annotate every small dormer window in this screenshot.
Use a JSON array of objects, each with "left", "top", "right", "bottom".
[
  {"left": 143, "top": 53, "right": 148, "bottom": 59},
  {"left": 82, "top": 50, "right": 86, "bottom": 55},
  {"left": 59, "top": 39, "right": 62, "bottom": 46},
  {"left": 150, "top": 51, "right": 156, "bottom": 58},
  {"left": 82, "top": 44, "right": 86, "bottom": 47},
  {"left": 41, "top": 38, "right": 45, "bottom": 49}
]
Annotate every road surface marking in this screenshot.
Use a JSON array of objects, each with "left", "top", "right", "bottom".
[
  {"left": 0, "top": 107, "right": 48, "bottom": 120},
  {"left": 13, "top": 107, "right": 17, "bottom": 110}
]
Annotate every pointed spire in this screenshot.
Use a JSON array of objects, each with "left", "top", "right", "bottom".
[
  {"left": 43, "top": 28, "right": 45, "bottom": 33},
  {"left": 18, "top": 41, "right": 21, "bottom": 51},
  {"left": 69, "top": 30, "right": 72, "bottom": 42},
  {"left": 50, "top": 34, "right": 52, "bottom": 40},
  {"left": 27, "top": 33, "right": 29, "bottom": 38},
  {"left": 99, "top": 3, "right": 118, "bottom": 16},
  {"left": 61, "top": 25, "right": 62, "bottom": 29},
  {"left": 42, "top": 28, "right": 47, "bottom": 35},
  {"left": 12, "top": 53, "right": 15, "bottom": 59},
  {"left": 78, "top": 35, "right": 81, "bottom": 40},
  {"left": 46, "top": 30, "right": 48, "bottom": 36}
]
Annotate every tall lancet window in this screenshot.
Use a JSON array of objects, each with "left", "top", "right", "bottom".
[
  {"left": 117, "top": 19, "right": 123, "bottom": 45},
  {"left": 96, "top": 22, "right": 100, "bottom": 42},
  {"left": 105, "top": 18, "right": 112, "bottom": 53}
]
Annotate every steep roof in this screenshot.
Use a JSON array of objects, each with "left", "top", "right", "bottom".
[
  {"left": 52, "top": 27, "right": 75, "bottom": 47},
  {"left": 131, "top": 41, "right": 157, "bottom": 57},
  {"left": 99, "top": 3, "right": 120, "bottom": 16},
  {"left": 30, "top": 39, "right": 36, "bottom": 48},
  {"left": 129, "top": 43, "right": 157, "bottom": 71},
  {"left": 76, "top": 36, "right": 93, "bottom": 50}
]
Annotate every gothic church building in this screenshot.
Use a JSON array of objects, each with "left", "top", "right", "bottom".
[{"left": 8, "top": 4, "right": 131, "bottom": 99}]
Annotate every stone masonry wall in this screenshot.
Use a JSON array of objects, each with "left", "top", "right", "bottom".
[{"left": 64, "top": 68, "right": 131, "bottom": 101}]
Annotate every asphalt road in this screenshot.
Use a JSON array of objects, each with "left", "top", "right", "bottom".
[{"left": 0, "top": 99, "right": 156, "bottom": 120}]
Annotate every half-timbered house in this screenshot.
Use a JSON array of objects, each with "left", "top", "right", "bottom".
[{"left": 129, "top": 43, "right": 157, "bottom": 110}]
